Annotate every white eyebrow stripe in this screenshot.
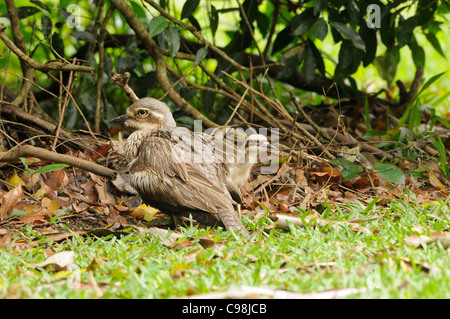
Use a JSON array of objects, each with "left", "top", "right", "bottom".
[{"left": 150, "top": 111, "right": 164, "bottom": 118}]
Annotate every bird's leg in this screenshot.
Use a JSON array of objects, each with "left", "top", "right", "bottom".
[{"left": 171, "top": 215, "right": 182, "bottom": 230}]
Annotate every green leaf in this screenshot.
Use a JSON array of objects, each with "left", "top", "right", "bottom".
[
  {"left": 256, "top": 12, "right": 269, "bottom": 37},
  {"left": 301, "top": 46, "right": 316, "bottom": 84},
  {"left": 375, "top": 164, "right": 405, "bottom": 185},
  {"left": 272, "top": 25, "right": 294, "bottom": 54},
  {"left": 374, "top": 47, "right": 399, "bottom": 85},
  {"left": 148, "top": 16, "right": 169, "bottom": 38},
  {"left": 210, "top": 5, "right": 219, "bottom": 37},
  {"left": 277, "top": 46, "right": 304, "bottom": 79},
  {"left": 330, "top": 158, "right": 363, "bottom": 180},
  {"left": 309, "top": 40, "right": 325, "bottom": 75},
  {"left": 424, "top": 32, "right": 445, "bottom": 58},
  {"left": 17, "top": 6, "right": 41, "bottom": 19},
  {"left": 194, "top": 47, "right": 208, "bottom": 66},
  {"left": 50, "top": 32, "right": 65, "bottom": 56},
  {"left": 417, "top": 71, "right": 446, "bottom": 97},
  {"left": 362, "top": 197, "right": 378, "bottom": 215},
  {"left": 11, "top": 209, "right": 28, "bottom": 217},
  {"left": 130, "top": 1, "right": 146, "bottom": 18},
  {"left": 31, "top": 163, "right": 69, "bottom": 176},
  {"left": 408, "top": 36, "right": 425, "bottom": 68},
  {"left": 308, "top": 18, "right": 328, "bottom": 41},
  {"left": 417, "top": 0, "right": 437, "bottom": 26},
  {"left": 167, "top": 26, "right": 180, "bottom": 57},
  {"left": 30, "top": 0, "right": 50, "bottom": 12},
  {"left": 291, "top": 8, "right": 318, "bottom": 36},
  {"left": 329, "top": 21, "right": 366, "bottom": 52},
  {"left": 347, "top": 0, "right": 361, "bottom": 24},
  {"left": 188, "top": 15, "right": 201, "bottom": 31},
  {"left": 379, "top": 9, "right": 394, "bottom": 47},
  {"left": 432, "top": 136, "right": 450, "bottom": 179},
  {"left": 19, "top": 157, "right": 29, "bottom": 174},
  {"left": 397, "top": 16, "right": 419, "bottom": 48},
  {"left": 41, "top": 15, "right": 52, "bottom": 39},
  {"left": 313, "top": 0, "right": 328, "bottom": 15},
  {"left": 181, "top": 0, "right": 200, "bottom": 20},
  {"left": 359, "top": 23, "right": 377, "bottom": 67}
]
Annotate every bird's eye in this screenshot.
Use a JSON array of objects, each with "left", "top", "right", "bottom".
[{"left": 137, "top": 109, "right": 149, "bottom": 118}]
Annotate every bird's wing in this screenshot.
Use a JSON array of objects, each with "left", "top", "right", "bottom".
[{"left": 130, "top": 132, "right": 235, "bottom": 215}]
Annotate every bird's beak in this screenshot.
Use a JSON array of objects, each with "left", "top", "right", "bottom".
[
  {"left": 110, "top": 114, "right": 131, "bottom": 123},
  {"left": 262, "top": 141, "right": 276, "bottom": 150}
]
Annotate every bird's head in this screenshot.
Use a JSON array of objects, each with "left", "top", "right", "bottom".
[
  {"left": 110, "top": 97, "right": 176, "bottom": 131},
  {"left": 246, "top": 134, "right": 274, "bottom": 151}
]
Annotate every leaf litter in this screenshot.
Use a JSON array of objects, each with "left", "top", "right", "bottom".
[{"left": 0, "top": 116, "right": 449, "bottom": 298}]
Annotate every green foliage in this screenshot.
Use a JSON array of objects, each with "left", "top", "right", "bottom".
[
  {"left": 375, "top": 163, "right": 405, "bottom": 185},
  {"left": 181, "top": 0, "right": 200, "bottom": 20},
  {"left": 431, "top": 136, "right": 450, "bottom": 179},
  {"left": 0, "top": 0, "right": 447, "bottom": 132},
  {"left": 330, "top": 158, "right": 364, "bottom": 181},
  {"left": 148, "top": 16, "right": 169, "bottom": 38},
  {"left": 31, "top": 163, "right": 69, "bottom": 175}
]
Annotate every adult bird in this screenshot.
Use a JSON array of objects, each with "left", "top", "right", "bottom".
[{"left": 111, "top": 97, "right": 249, "bottom": 238}]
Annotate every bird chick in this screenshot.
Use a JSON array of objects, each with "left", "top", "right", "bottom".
[
  {"left": 231, "top": 133, "right": 274, "bottom": 189},
  {"left": 111, "top": 98, "right": 249, "bottom": 238},
  {"left": 205, "top": 129, "right": 275, "bottom": 189}
]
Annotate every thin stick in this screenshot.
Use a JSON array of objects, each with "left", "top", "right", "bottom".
[
  {"left": 47, "top": 73, "right": 98, "bottom": 142},
  {"left": 0, "top": 145, "right": 116, "bottom": 179},
  {"left": 0, "top": 27, "right": 94, "bottom": 73},
  {"left": 52, "top": 59, "right": 77, "bottom": 150},
  {"left": 110, "top": 72, "right": 139, "bottom": 102},
  {"left": 224, "top": 87, "right": 249, "bottom": 127},
  {"left": 95, "top": 6, "right": 114, "bottom": 132}
]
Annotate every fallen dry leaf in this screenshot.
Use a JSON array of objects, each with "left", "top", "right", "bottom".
[
  {"left": 45, "top": 169, "right": 69, "bottom": 191},
  {"left": 131, "top": 204, "right": 159, "bottom": 221},
  {"left": 41, "top": 197, "right": 60, "bottom": 211},
  {"left": 14, "top": 210, "right": 49, "bottom": 226},
  {"left": 40, "top": 182, "right": 71, "bottom": 207},
  {"left": 94, "top": 177, "right": 117, "bottom": 205},
  {"left": 87, "top": 143, "right": 111, "bottom": 161},
  {"left": 6, "top": 173, "right": 26, "bottom": 188},
  {"left": 35, "top": 251, "right": 75, "bottom": 271},
  {"left": 0, "top": 184, "right": 23, "bottom": 221},
  {"left": 404, "top": 234, "right": 422, "bottom": 248},
  {"left": 0, "top": 232, "right": 14, "bottom": 248}
]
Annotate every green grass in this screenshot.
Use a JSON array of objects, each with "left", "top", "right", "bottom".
[{"left": 1, "top": 192, "right": 449, "bottom": 298}]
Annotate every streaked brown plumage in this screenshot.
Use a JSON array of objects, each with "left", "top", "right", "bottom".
[{"left": 111, "top": 98, "right": 249, "bottom": 238}]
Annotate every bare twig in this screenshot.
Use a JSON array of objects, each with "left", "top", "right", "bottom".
[
  {"left": 109, "top": 0, "right": 220, "bottom": 128},
  {"left": 0, "top": 145, "right": 116, "bottom": 179},
  {"left": 145, "top": 0, "right": 249, "bottom": 72},
  {"left": 109, "top": 72, "right": 139, "bottom": 102},
  {"left": 395, "top": 66, "right": 424, "bottom": 108},
  {"left": 263, "top": 0, "right": 280, "bottom": 57},
  {"left": 47, "top": 73, "right": 98, "bottom": 142},
  {"left": 95, "top": 6, "right": 114, "bottom": 132},
  {"left": 224, "top": 87, "right": 249, "bottom": 127},
  {"left": 52, "top": 59, "right": 77, "bottom": 150},
  {"left": 0, "top": 102, "right": 72, "bottom": 141},
  {"left": 0, "top": 27, "right": 94, "bottom": 74},
  {"left": 289, "top": 91, "right": 334, "bottom": 142},
  {"left": 5, "top": 0, "right": 34, "bottom": 106}
]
